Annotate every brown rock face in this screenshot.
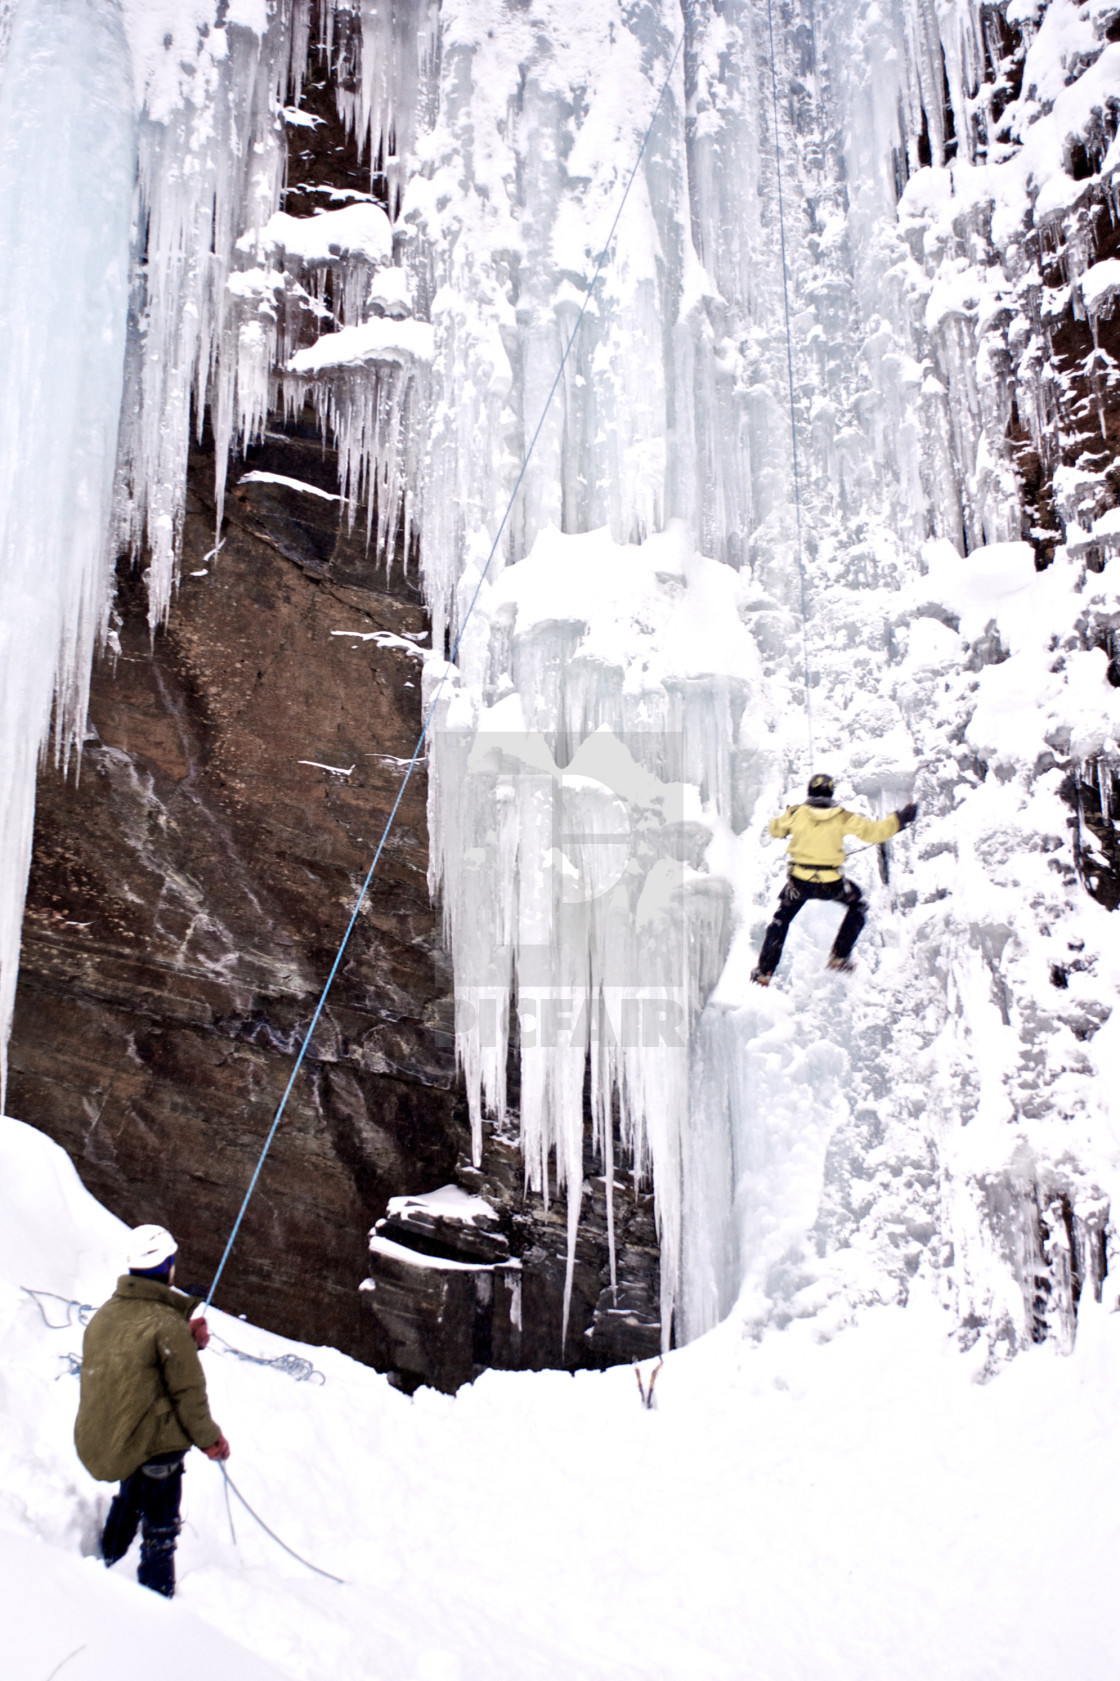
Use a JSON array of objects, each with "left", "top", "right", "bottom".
[
  {"left": 10, "top": 425, "right": 664, "bottom": 1381},
  {"left": 9, "top": 424, "right": 466, "bottom": 1361}
]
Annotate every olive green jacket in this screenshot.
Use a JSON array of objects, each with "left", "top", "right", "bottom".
[
  {"left": 74, "top": 1275, "right": 222, "bottom": 1483},
  {"left": 769, "top": 802, "right": 901, "bottom": 882}
]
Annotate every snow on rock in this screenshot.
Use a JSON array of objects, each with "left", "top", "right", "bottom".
[
  {"left": 1079, "top": 255, "right": 1120, "bottom": 315},
  {"left": 385, "top": 1185, "right": 500, "bottom": 1227},
  {"left": 366, "top": 1234, "right": 497, "bottom": 1272},
  {"left": 252, "top": 203, "right": 393, "bottom": 266},
  {"left": 287, "top": 317, "right": 435, "bottom": 373},
  {"left": 239, "top": 471, "right": 343, "bottom": 502}
]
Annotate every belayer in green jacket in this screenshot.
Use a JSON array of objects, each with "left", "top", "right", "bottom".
[
  {"left": 74, "top": 1224, "right": 230, "bottom": 1597},
  {"left": 751, "top": 773, "right": 917, "bottom": 984}
]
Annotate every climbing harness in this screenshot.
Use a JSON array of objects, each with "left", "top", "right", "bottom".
[
  {"left": 203, "top": 26, "right": 688, "bottom": 1311},
  {"left": 765, "top": 0, "right": 815, "bottom": 769}
]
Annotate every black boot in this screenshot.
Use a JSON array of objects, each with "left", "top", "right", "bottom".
[
  {"left": 100, "top": 1470, "right": 143, "bottom": 1567},
  {"left": 135, "top": 1452, "right": 185, "bottom": 1598}
]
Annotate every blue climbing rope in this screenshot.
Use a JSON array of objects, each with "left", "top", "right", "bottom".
[
  {"left": 205, "top": 26, "right": 687, "bottom": 1309},
  {"left": 765, "top": 0, "right": 815, "bottom": 770}
]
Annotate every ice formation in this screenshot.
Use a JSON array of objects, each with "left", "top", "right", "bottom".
[
  {"left": 2, "top": 0, "right": 1120, "bottom": 1360},
  {"left": 0, "top": 0, "right": 135, "bottom": 1094},
  {"left": 412, "top": 0, "right": 1120, "bottom": 1350}
]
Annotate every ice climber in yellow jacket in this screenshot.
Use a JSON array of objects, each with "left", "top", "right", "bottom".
[{"left": 751, "top": 773, "right": 917, "bottom": 985}]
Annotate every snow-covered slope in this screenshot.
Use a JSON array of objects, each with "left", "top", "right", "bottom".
[{"left": 5, "top": 1112, "right": 1120, "bottom": 1680}]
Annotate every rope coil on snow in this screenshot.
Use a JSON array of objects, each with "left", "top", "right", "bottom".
[
  {"left": 20, "top": 1287, "right": 324, "bottom": 1385},
  {"left": 21, "top": 1286, "right": 93, "bottom": 1328},
  {"left": 208, "top": 1333, "right": 325, "bottom": 1385}
]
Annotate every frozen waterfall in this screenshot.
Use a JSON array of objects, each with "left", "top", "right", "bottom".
[
  {"left": 0, "top": 0, "right": 134, "bottom": 1097},
  {"left": 393, "top": 0, "right": 1119, "bottom": 1352},
  {"left": 1, "top": 0, "right": 1118, "bottom": 1361}
]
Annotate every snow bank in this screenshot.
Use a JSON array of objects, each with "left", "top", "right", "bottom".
[
  {"left": 5, "top": 1114, "right": 1120, "bottom": 1679},
  {"left": 5, "top": 1529, "right": 285, "bottom": 1681}
]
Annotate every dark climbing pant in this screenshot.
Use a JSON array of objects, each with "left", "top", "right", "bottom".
[
  {"left": 100, "top": 1450, "right": 185, "bottom": 1597},
  {"left": 756, "top": 875, "right": 866, "bottom": 977}
]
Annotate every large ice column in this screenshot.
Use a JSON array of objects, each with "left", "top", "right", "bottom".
[
  {"left": 0, "top": 0, "right": 136, "bottom": 1095},
  {"left": 427, "top": 523, "right": 750, "bottom": 1337},
  {"left": 0, "top": 0, "right": 312, "bottom": 1088},
  {"left": 406, "top": 0, "right": 698, "bottom": 655},
  {"left": 407, "top": 0, "right": 800, "bottom": 1339}
]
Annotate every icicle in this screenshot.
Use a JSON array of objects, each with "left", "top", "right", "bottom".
[
  {"left": 115, "top": 3, "right": 307, "bottom": 627},
  {"left": 327, "top": 0, "right": 440, "bottom": 212},
  {"left": 0, "top": 0, "right": 136, "bottom": 1092}
]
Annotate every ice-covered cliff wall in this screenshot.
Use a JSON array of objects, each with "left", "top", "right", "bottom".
[
  {"left": 2, "top": 0, "right": 1119, "bottom": 1364},
  {"left": 676, "top": 0, "right": 1120, "bottom": 1353},
  {"left": 400, "top": 0, "right": 1120, "bottom": 1355}
]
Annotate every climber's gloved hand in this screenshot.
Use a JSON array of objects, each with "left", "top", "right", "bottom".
[
  {"left": 189, "top": 1315, "right": 210, "bottom": 1350},
  {"left": 203, "top": 1434, "right": 231, "bottom": 1461},
  {"left": 896, "top": 802, "right": 918, "bottom": 829}
]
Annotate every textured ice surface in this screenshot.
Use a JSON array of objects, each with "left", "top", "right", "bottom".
[
  {"left": 410, "top": 0, "right": 1120, "bottom": 1352},
  {"left": 0, "top": 0, "right": 135, "bottom": 1097},
  {"left": 2, "top": 0, "right": 1120, "bottom": 1363}
]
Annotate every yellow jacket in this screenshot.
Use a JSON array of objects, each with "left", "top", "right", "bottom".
[{"left": 769, "top": 803, "right": 901, "bottom": 883}]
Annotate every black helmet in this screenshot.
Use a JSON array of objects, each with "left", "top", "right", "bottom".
[{"left": 807, "top": 773, "right": 835, "bottom": 799}]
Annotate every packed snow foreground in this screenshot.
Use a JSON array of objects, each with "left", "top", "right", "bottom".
[{"left": 4, "top": 1111, "right": 1120, "bottom": 1681}]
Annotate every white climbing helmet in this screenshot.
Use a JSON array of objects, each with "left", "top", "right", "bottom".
[{"left": 127, "top": 1224, "right": 178, "bottom": 1271}]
